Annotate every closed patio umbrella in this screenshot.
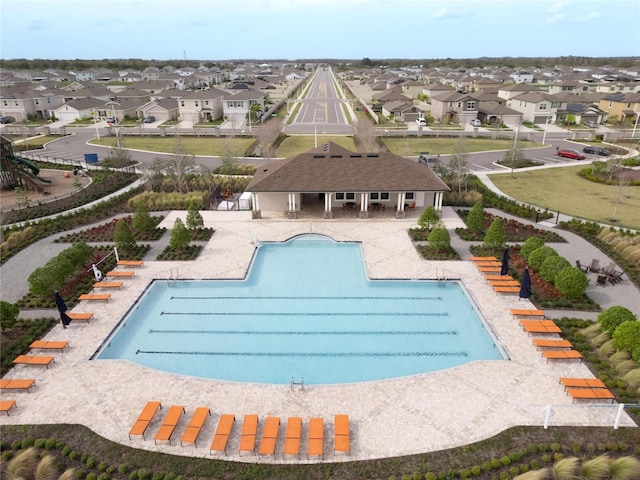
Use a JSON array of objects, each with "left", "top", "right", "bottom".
[
  {"left": 519, "top": 268, "right": 532, "bottom": 300},
  {"left": 500, "top": 248, "right": 510, "bottom": 276},
  {"left": 55, "top": 291, "right": 71, "bottom": 328}
]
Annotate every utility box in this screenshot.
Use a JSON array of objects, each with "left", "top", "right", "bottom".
[{"left": 84, "top": 153, "right": 99, "bottom": 164}]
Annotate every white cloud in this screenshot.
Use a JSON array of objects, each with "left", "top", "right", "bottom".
[
  {"left": 545, "top": 13, "right": 567, "bottom": 25},
  {"left": 575, "top": 11, "right": 602, "bottom": 22},
  {"left": 433, "top": 7, "right": 470, "bottom": 19},
  {"left": 548, "top": 1, "right": 569, "bottom": 13}
]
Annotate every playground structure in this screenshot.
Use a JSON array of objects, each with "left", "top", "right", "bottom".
[{"left": 1, "top": 134, "right": 52, "bottom": 194}]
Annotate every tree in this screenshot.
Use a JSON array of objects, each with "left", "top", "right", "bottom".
[
  {"left": 539, "top": 255, "right": 572, "bottom": 285},
  {"left": 466, "top": 201, "right": 485, "bottom": 234},
  {"left": 417, "top": 206, "right": 439, "bottom": 231},
  {"left": 113, "top": 218, "right": 136, "bottom": 250},
  {"left": 427, "top": 222, "right": 451, "bottom": 251},
  {"left": 554, "top": 266, "right": 588, "bottom": 299},
  {"left": 502, "top": 136, "right": 526, "bottom": 175},
  {"left": 528, "top": 245, "right": 558, "bottom": 272},
  {"left": 170, "top": 217, "right": 191, "bottom": 250},
  {"left": 355, "top": 116, "right": 378, "bottom": 153},
  {"left": 520, "top": 237, "right": 544, "bottom": 261},
  {"left": 132, "top": 203, "right": 156, "bottom": 232},
  {"left": 598, "top": 306, "right": 637, "bottom": 335},
  {"left": 186, "top": 203, "right": 204, "bottom": 230},
  {"left": 0, "top": 300, "right": 19, "bottom": 332},
  {"left": 612, "top": 320, "right": 640, "bottom": 361},
  {"left": 448, "top": 137, "right": 469, "bottom": 194},
  {"left": 483, "top": 218, "right": 505, "bottom": 249},
  {"left": 149, "top": 135, "right": 196, "bottom": 192}
]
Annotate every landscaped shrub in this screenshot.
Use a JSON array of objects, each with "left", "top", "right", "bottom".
[
  {"left": 27, "top": 242, "right": 92, "bottom": 297},
  {"left": 169, "top": 218, "right": 191, "bottom": 250},
  {"left": 466, "top": 201, "right": 484, "bottom": 233},
  {"left": 520, "top": 237, "right": 544, "bottom": 261},
  {"left": 418, "top": 206, "right": 440, "bottom": 232},
  {"left": 0, "top": 301, "right": 19, "bottom": 332},
  {"left": 554, "top": 267, "right": 588, "bottom": 299},
  {"left": 539, "top": 255, "right": 572, "bottom": 284},
  {"left": 186, "top": 203, "right": 204, "bottom": 230},
  {"left": 427, "top": 223, "right": 451, "bottom": 250},
  {"left": 528, "top": 245, "right": 558, "bottom": 272},
  {"left": 598, "top": 306, "right": 637, "bottom": 335},
  {"left": 113, "top": 218, "right": 136, "bottom": 250},
  {"left": 612, "top": 320, "right": 640, "bottom": 361},
  {"left": 132, "top": 204, "right": 156, "bottom": 232},
  {"left": 483, "top": 218, "right": 505, "bottom": 249}
]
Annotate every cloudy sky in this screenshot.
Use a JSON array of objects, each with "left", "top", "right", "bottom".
[{"left": 1, "top": 0, "right": 638, "bottom": 60}]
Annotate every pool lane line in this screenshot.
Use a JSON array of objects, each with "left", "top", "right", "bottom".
[
  {"left": 169, "top": 295, "right": 445, "bottom": 301},
  {"left": 159, "top": 312, "right": 451, "bottom": 316},
  {"left": 135, "top": 350, "right": 469, "bottom": 357},
  {"left": 147, "top": 329, "right": 460, "bottom": 335}
]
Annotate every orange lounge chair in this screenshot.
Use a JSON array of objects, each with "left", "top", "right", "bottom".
[
  {"left": 129, "top": 401, "right": 162, "bottom": 440},
  {"left": 180, "top": 407, "right": 211, "bottom": 447},
  {"left": 307, "top": 417, "right": 324, "bottom": 460},
  {"left": 334, "top": 414, "right": 350, "bottom": 455},
  {"left": 93, "top": 281, "right": 123, "bottom": 289},
  {"left": 29, "top": 340, "right": 68, "bottom": 353},
  {"left": 533, "top": 339, "right": 573, "bottom": 350},
  {"left": 67, "top": 312, "right": 93, "bottom": 322},
  {"left": 78, "top": 293, "right": 111, "bottom": 302},
  {"left": 0, "top": 379, "right": 36, "bottom": 393},
  {"left": 472, "top": 256, "right": 498, "bottom": 262},
  {"left": 476, "top": 261, "right": 502, "bottom": 267},
  {"left": 560, "top": 378, "right": 606, "bottom": 390},
  {"left": 567, "top": 387, "right": 615, "bottom": 403},
  {"left": 13, "top": 355, "right": 54, "bottom": 369},
  {"left": 283, "top": 417, "right": 302, "bottom": 459},
  {"left": 542, "top": 350, "right": 583, "bottom": 363},
  {"left": 209, "top": 414, "right": 235, "bottom": 455},
  {"left": 489, "top": 280, "right": 520, "bottom": 287},
  {"left": 106, "top": 271, "right": 135, "bottom": 278},
  {"left": 258, "top": 416, "right": 280, "bottom": 458},
  {"left": 239, "top": 414, "right": 259, "bottom": 456},
  {"left": 493, "top": 286, "right": 520, "bottom": 293},
  {"left": 511, "top": 309, "right": 545, "bottom": 317},
  {"left": 0, "top": 400, "right": 17, "bottom": 415},
  {"left": 485, "top": 274, "right": 514, "bottom": 281},
  {"left": 478, "top": 267, "right": 501, "bottom": 273},
  {"left": 154, "top": 405, "right": 185, "bottom": 445},
  {"left": 522, "top": 324, "right": 562, "bottom": 334},
  {"left": 117, "top": 260, "right": 144, "bottom": 267}
]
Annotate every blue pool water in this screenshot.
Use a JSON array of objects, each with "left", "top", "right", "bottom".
[{"left": 96, "top": 234, "right": 503, "bottom": 384}]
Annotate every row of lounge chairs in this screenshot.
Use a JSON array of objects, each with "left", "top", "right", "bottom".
[
  {"left": 129, "top": 401, "right": 350, "bottom": 459},
  {"left": 2, "top": 339, "right": 70, "bottom": 415},
  {"left": 472, "top": 257, "right": 521, "bottom": 293},
  {"left": 513, "top": 308, "right": 617, "bottom": 403}
]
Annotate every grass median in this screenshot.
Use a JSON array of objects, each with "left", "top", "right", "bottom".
[
  {"left": 488, "top": 165, "right": 640, "bottom": 229},
  {"left": 90, "top": 137, "right": 255, "bottom": 157}
]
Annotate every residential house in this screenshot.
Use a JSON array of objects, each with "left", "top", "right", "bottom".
[
  {"left": 381, "top": 100, "right": 421, "bottom": 123},
  {"left": 178, "top": 88, "right": 227, "bottom": 124},
  {"left": 137, "top": 98, "right": 179, "bottom": 123},
  {"left": 505, "top": 91, "right": 559, "bottom": 124},
  {"left": 53, "top": 98, "right": 107, "bottom": 122},
  {"left": 223, "top": 89, "right": 266, "bottom": 127},
  {"left": 0, "top": 87, "right": 64, "bottom": 121},
  {"left": 245, "top": 142, "right": 450, "bottom": 219},
  {"left": 429, "top": 91, "right": 479, "bottom": 124},
  {"left": 598, "top": 93, "right": 640, "bottom": 123}
]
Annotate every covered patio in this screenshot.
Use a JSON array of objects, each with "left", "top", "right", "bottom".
[{"left": 245, "top": 143, "right": 449, "bottom": 220}]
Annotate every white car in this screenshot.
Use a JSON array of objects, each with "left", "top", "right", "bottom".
[
  {"left": 470, "top": 119, "right": 481, "bottom": 127},
  {"left": 416, "top": 118, "right": 427, "bottom": 126}
]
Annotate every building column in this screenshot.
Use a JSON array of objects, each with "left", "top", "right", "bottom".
[
  {"left": 324, "top": 192, "right": 333, "bottom": 219},
  {"left": 251, "top": 193, "right": 261, "bottom": 219},
  {"left": 288, "top": 192, "right": 297, "bottom": 219},
  {"left": 395, "top": 192, "right": 406, "bottom": 219},
  {"left": 359, "top": 192, "right": 369, "bottom": 219}
]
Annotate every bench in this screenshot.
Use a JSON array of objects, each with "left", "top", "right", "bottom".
[
  {"left": 511, "top": 309, "right": 545, "bottom": 318},
  {"left": 0, "top": 400, "right": 17, "bottom": 416},
  {"left": 493, "top": 286, "right": 520, "bottom": 293}
]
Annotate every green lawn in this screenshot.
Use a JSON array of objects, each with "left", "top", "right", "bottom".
[
  {"left": 489, "top": 166, "right": 640, "bottom": 229},
  {"left": 90, "top": 137, "right": 255, "bottom": 157},
  {"left": 382, "top": 137, "right": 544, "bottom": 157},
  {"left": 276, "top": 136, "right": 357, "bottom": 157}
]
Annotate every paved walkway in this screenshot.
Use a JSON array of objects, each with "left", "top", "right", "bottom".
[{"left": 1, "top": 208, "right": 637, "bottom": 463}]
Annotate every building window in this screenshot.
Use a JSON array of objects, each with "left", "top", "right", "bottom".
[
  {"left": 405, "top": 192, "right": 415, "bottom": 200},
  {"left": 335, "top": 193, "right": 344, "bottom": 200},
  {"left": 466, "top": 101, "right": 475, "bottom": 109},
  {"left": 370, "top": 192, "right": 379, "bottom": 200},
  {"left": 181, "top": 101, "right": 185, "bottom": 107},
  {"left": 195, "top": 101, "right": 199, "bottom": 107},
  {"left": 381, "top": 192, "right": 389, "bottom": 200},
  {"left": 35, "top": 99, "right": 39, "bottom": 105},
  {"left": 539, "top": 103, "right": 547, "bottom": 110},
  {"left": 369, "top": 192, "right": 390, "bottom": 200},
  {"left": 205, "top": 101, "right": 209, "bottom": 105},
  {"left": 346, "top": 192, "right": 355, "bottom": 200}
]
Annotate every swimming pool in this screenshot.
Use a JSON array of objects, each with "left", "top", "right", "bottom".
[{"left": 96, "top": 234, "right": 504, "bottom": 384}]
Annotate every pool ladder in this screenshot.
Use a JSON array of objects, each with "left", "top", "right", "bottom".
[
  {"left": 435, "top": 267, "right": 447, "bottom": 281},
  {"left": 290, "top": 376, "right": 304, "bottom": 392},
  {"left": 168, "top": 268, "right": 179, "bottom": 287}
]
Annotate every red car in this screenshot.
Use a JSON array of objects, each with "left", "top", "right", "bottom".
[{"left": 557, "top": 149, "right": 586, "bottom": 160}]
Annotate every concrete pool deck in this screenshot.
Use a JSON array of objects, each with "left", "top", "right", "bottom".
[{"left": 0, "top": 209, "right": 636, "bottom": 462}]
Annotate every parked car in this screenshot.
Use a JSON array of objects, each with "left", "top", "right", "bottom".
[
  {"left": 470, "top": 119, "right": 481, "bottom": 127},
  {"left": 557, "top": 149, "right": 586, "bottom": 160},
  {"left": 418, "top": 152, "right": 437, "bottom": 165},
  {"left": 583, "top": 145, "right": 611, "bottom": 156},
  {"left": 415, "top": 117, "right": 426, "bottom": 126},
  {"left": 0, "top": 116, "right": 15, "bottom": 124},
  {"left": 143, "top": 116, "right": 155, "bottom": 123},
  {"left": 584, "top": 121, "right": 598, "bottom": 128},
  {"left": 106, "top": 117, "right": 116, "bottom": 124}
]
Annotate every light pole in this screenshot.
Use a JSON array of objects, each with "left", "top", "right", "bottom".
[
  {"left": 90, "top": 110, "right": 100, "bottom": 140},
  {"left": 633, "top": 112, "right": 639, "bottom": 138},
  {"left": 511, "top": 124, "right": 519, "bottom": 178},
  {"left": 314, "top": 124, "right": 317, "bottom": 148},
  {"left": 542, "top": 116, "right": 550, "bottom": 144}
]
